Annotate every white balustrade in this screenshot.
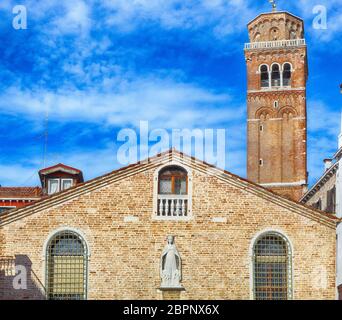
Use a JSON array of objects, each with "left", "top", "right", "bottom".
[
  {"left": 244, "top": 39, "right": 306, "bottom": 50},
  {"left": 157, "top": 195, "right": 188, "bottom": 218}
]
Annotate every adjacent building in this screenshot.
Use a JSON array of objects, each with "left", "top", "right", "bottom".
[
  {"left": 0, "top": 187, "right": 42, "bottom": 214},
  {"left": 0, "top": 164, "right": 83, "bottom": 215},
  {"left": 301, "top": 119, "right": 342, "bottom": 299}
]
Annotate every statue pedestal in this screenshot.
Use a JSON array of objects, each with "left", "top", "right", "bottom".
[
  {"left": 159, "top": 286, "right": 185, "bottom": 291},
  {"left": 158, "top": 286, "right": 185, "bottom": 300}
]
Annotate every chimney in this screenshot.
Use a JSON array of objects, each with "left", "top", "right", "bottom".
[{"left": 324, "top": 158, "right": 333, "bottom": 171}]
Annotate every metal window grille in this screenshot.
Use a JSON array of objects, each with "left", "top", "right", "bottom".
[
  {"left": 253, "top": 233, "right": 292, "bottom": 300},
  {"left": 46, "top": 231, "right": 88, "bottom": 300}
]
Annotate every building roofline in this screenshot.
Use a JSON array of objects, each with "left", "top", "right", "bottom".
[
  {"left": 39, "top": 163, "right": 82, "bottom": 175},
  {"left": 301, "top": 162, "right": 339, "bottom": 202},
  {"left": 0, "top": 149, "right": 337, "bottom": 229},
  {"left": 333, "top": 147, "right": 342, "bottom": 160}
]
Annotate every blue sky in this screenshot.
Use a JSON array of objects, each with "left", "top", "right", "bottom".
[{"left": 0, "top": 0, "right": 341, "bottom": 187}]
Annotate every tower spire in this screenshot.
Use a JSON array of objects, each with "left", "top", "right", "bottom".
[{"left": 269, "top": 0, "right": 277, "bottom": 12}]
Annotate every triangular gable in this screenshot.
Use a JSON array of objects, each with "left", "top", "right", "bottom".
[{"left": 0, "top": 149, "right": 337, "bottom": 229}]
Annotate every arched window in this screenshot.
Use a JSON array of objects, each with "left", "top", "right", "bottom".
[
  {"left": 253, "top": 232, "right": 292, "bottom": 300},
  {"left": 271, "top": 64, "right": 281, "bottom": 87},
  {"left": 260, "top": 65, "right": 269, "bottom": 88},
  {"left": 46, "top": 230, "right": 88, "bottom": 300},
  {"left": 283, "top": 63, "right": 292, "bottom": 86},
  {"left": 155, "top": 165, "right": 190, "bottom": 219},
  {"left": 158, "top": 166, "right": 187, "bottom": 195}
]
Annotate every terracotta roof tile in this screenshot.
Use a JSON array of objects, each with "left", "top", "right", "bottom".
[{"left": 0, "top": 187, "right": 42, "bottom": 198}]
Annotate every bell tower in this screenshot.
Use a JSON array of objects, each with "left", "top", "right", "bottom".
[{"left": 244, "top": 9, "right": 308, "bottom": 201}]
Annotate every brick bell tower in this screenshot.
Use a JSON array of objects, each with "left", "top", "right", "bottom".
[{"left": 244, "top": 8, "right": 308, "bottom": 201}]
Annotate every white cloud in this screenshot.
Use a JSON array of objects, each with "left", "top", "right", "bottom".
[
  {"left": 0, "top": 164, "right": 40, "bottom": 186},
  {"left": 291, "top": 0, "right": 342, "bottom": 45},
  {"left": 52, "top": 0, "right": 91, "bottom": 36},
  {"left": 91, "top": 0, "right": 255, "bottom": 38},
  {"left": 307, "top": 100, "right": 340, "bottom": 137},
  {"left": 0, "top": 78, "right": 243, "bottom": 130},
  {"left": 0, "top": 145, "right": 117, "bottom": 186},
  {"left": 307, "top": 99, "right": 341, "bottom": 184}
]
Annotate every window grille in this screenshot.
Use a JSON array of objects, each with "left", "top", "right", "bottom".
[
  {"left": 46, "top": 230, "right": 88, "bottom": 300},
  {"left": 253, "top": 232, "right": 292, "bottom": 300}
]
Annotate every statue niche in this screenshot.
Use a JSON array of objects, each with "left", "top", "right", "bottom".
[{"left": 160, "top": 235, "right": 182, "bottom": 289}]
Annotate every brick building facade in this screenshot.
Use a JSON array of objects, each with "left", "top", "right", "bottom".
[{"left": 0, "top": 151, "right": 337, "bottom": 300}]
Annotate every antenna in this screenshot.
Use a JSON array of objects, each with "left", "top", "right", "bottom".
[
  {"left": 43, "top": 109, "right": 49, "bottom": 168},
  {"left": 269, "top": 0, "right": 277, "bottom": 12}
]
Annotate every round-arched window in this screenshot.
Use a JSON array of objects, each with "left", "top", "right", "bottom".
[
  {"left": 46, "top": 230, "right": 88, "bottom": 300},
  {"left": 253, "top": 232, "right": 292, "bottom": 300},
  {"left": 260, "top": 65, "right": 269, "bottom": 88},
  {"left": 283, "top": 63, "right": 292, "bottom": 86},
  {"left": 271, "top": 64, "right": 281, "bottom": 87},
  {"left": 158, "top": 166, "right": 188, "bottom": 195}
]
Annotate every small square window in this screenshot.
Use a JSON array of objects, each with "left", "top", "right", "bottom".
[
  {"left": 61, "top": 179, "right": 73, "bottom": 191},
  {"left": 48, "top": 179, "right": 60, "bottom": 195}
]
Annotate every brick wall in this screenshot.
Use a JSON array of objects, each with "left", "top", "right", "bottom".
[{"left": 0, "top": 162, "right": 336, "bottom": 300}]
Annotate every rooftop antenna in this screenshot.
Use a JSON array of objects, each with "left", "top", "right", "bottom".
[
  {"left": 43, "top": 109, "right": 49, "bottom": 168},
  {"left": 269, "top": 0, "right": 277, "bottom": 12}
]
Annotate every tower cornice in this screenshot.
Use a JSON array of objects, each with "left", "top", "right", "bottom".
[{"left": 247, "top": 11, "right": 304, "bottom": 26}]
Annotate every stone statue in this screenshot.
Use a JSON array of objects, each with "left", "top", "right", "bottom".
[{"left": 160, "top": 235, "right": 182, "bottom": 288}]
